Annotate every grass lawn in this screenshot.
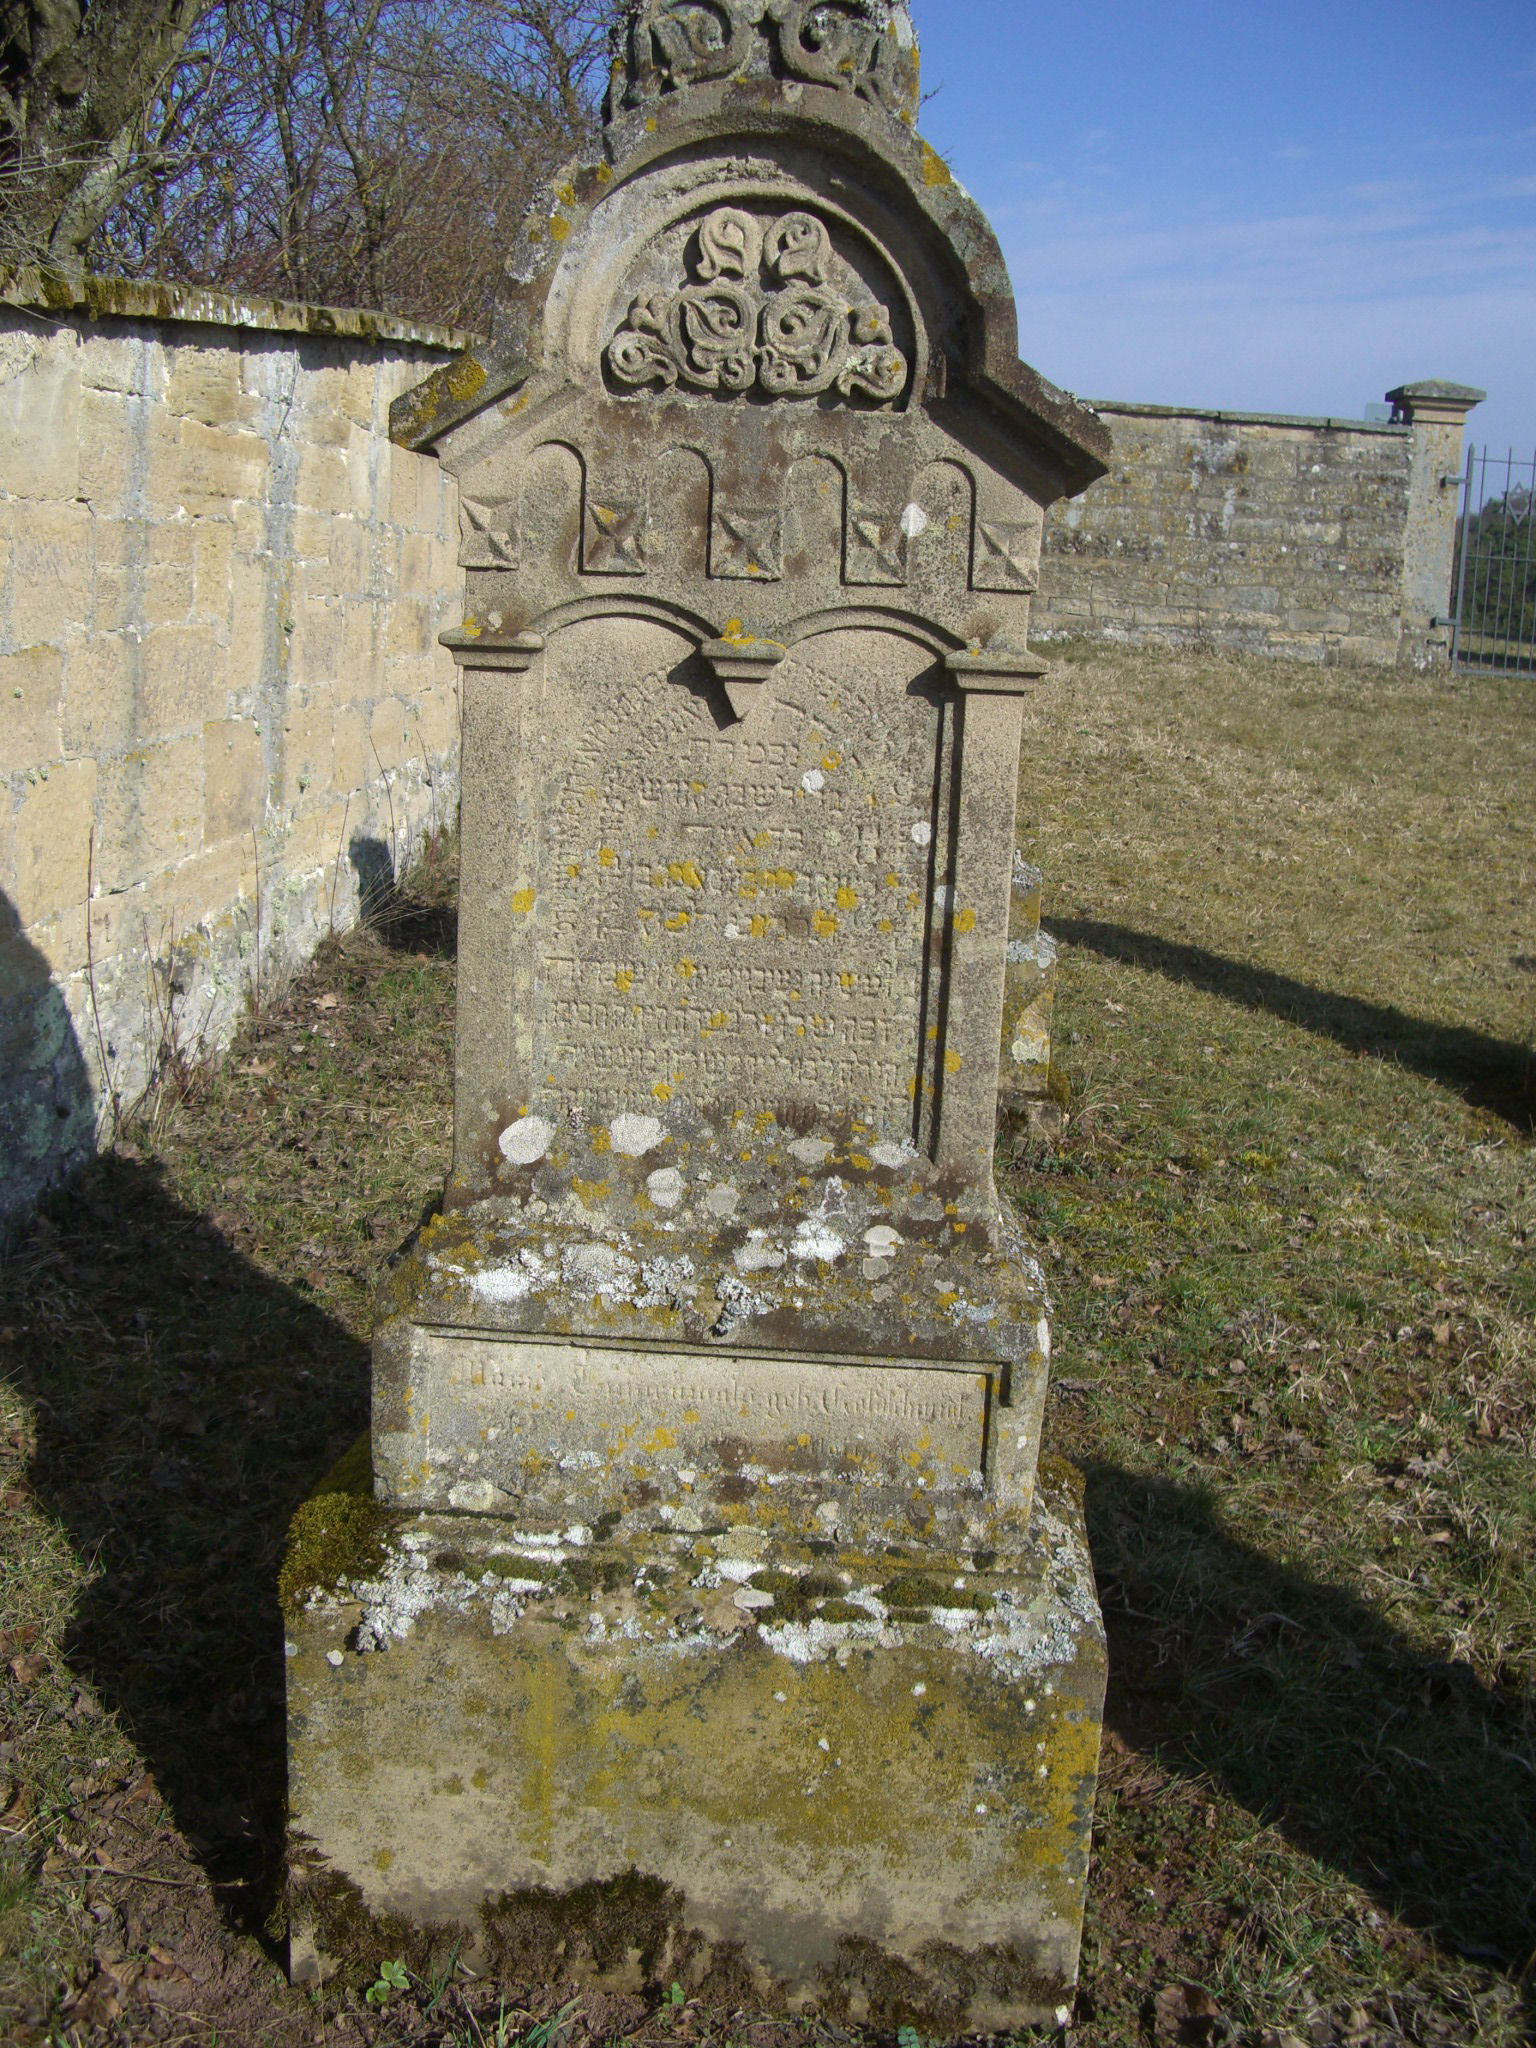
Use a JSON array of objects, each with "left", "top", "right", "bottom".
[{"left": 0, "top": 647, "right": 1531, "bottom": 2046}]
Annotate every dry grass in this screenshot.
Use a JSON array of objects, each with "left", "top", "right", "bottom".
[
  {"left": 1010, "top": 644, "right": 1534, "bottom": 2045},
  {"left": 0, "top": 651, "right": 1530, "bottom": 2045}
]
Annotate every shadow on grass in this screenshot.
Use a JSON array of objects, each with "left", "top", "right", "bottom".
[
  {"left": 1086, "top": 1462, "right": 1536, "bottom": 2018},
  {"left": 348, "top": 831, "right": 458, "bottom": 959},
  {"left": 1053, "top": 918, "right": 1535, "bottom": 1132},
  {"left": 4, "top": 1151, "right": 369, "bottom": 1937}
]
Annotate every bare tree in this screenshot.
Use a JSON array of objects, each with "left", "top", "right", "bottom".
[
  {"left": 0, "top": 0, "right": 216, "bottom": 270},
  {"left": 70, "top": 0, "right": 618, "bottom": 326}
]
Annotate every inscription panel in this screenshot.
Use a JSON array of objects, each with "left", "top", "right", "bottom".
[
  {"left": 520, "top": 620, "right": 947, "bottom": 1132},
  {"left": 412, "top": 1330, "right": 990, "bottom": 1480}
]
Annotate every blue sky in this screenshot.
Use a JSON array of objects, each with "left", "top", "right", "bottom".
[{"left": 917, "top": 1, "right": 1536, "bottom": 461}]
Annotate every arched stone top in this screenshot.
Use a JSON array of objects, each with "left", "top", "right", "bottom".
[{"left": 391, "top": 60, "right": 1108, "bottom": 501}]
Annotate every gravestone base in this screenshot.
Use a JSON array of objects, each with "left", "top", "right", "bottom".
[
  {"left": 284, "top": 1462, "right": 1104, "bottom": 2031},
  {"left": 370, "top": 1169, "right": 1058, "bottom": 1547}
]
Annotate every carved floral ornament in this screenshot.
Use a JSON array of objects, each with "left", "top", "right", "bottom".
[
  {"left": 611, "top": 0, "right": 920, "bottom": 124},
  {"left": 606, "top": 206, "right": 908, "bottom": 405}
]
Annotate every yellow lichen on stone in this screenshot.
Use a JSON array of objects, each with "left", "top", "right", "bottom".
[
  {"left": 920, "top": 140, "right": 953, "bottom": 187},
  {"left": 446, "top": 355, "right": 487, "bottom": 402}
]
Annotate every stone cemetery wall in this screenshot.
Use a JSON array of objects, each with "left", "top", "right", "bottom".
[
  {"left": 1035, "top": 393, "right": 1474, "bottom": 664},
  {"left": 0, "top": 256, "right": 1481, "bottom": 1234},
  {"left": 1, "top": 273, "right": 462, "bottom": 1232}
]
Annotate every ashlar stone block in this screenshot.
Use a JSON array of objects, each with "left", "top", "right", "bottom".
[
  {"left": 0, "top": 337, "right": 79, "bottom": 501},
  {"left": 13, "top": 757, "right": 96, "bottom": 929},
  {"left": 0, "top": 644, "right": 65, "bottom": 771},
  {"left": 204, "top": 718, "right": 268, "bottom": 843}
]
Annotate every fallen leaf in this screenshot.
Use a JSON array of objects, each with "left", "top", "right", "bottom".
[{"left": 1152, "top": 1982, "right": 1232, "bottom": 2046}]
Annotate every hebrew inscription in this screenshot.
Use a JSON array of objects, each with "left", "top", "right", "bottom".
[
  {"left": 606, "top": 206, "right": 908, "bottom": 405},
  {"left": 520, "top": 620, "right": 945, "bottom": 1130}
]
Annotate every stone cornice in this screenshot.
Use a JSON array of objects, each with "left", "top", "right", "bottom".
[{"left": 0, "top": 266, "right": 473, "bottom": 354}]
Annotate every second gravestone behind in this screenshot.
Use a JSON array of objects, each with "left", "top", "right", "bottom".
[{"left": 285, "top": 2, "right": 1111, "bottom": 2029}]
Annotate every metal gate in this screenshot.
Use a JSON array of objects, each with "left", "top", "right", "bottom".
[{"left": 1450, "top": 446, "right": 1536, "bottom": 676}]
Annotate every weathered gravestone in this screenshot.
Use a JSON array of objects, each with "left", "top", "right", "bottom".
[{"left": 284, "top": 2, "right": 1111, "bottom": 2027}]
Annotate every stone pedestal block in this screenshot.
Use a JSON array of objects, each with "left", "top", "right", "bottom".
[{"left": 284, "top": 1461, "right": 1103, "bottom": 2033}]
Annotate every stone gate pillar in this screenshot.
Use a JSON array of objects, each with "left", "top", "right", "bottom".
[{"left": 1388, "top": 378, "right": 1485, "bottom": 663}]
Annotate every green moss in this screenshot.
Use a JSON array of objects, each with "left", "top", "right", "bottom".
[
  {"left": 480, "top": 1868, "right": 696, "bottom": 1987},
  {"left": 316, "top": 1431, "right": 373, "bottom": 1498},
  {"left": 551, "top": 1554, "right": 630, "bottom": 1597},
  {"left": 284, "top": 1843, "right": 453, "bottom": 1986},
  {"left": 813, "top": 1599, "right": 868, "bottom": 1623},
  {"left": 279, "top": 1442, "right": 389, "bottom": 1612},
  {"left": 748, "top": 1566, "right": 845, "bottom": 1620},
  {"left": 879, "top": 1572, "right": 993, "bottom": 1613},
  {"left": 482, "top": 1553, "right": 549, "bottom": 1580}
]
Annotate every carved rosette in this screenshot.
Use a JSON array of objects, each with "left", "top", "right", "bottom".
[
  {"left": 610, "top": 0, "right": 920, "bottom": 125},
  {"left": 606, "top": 206, "right": 907, "bottom": 406}
]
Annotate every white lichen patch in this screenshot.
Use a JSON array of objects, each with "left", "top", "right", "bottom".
[
  {"left": 636, "top": 1254, "right": 695, "bottom": 1308},
  {"left": 352, "top": 1548, "right": 478, "bottom": 1651},
  {"left": 710, "top": 1272, "right": 765, "bottom": 1336},
  {"left": 561, "top": 1240, "right": 639, "bottom": 1302},
  {"left": 790, "top": 1220, "right": 843, "bottom": 1262},
  {"left": 499, "top": 1114, "right": 555, "bottom": 1166},
  {"left": 734, "top": 1229, "right": 785, "bottom": 1273},
  {"left": 469, "top": 1249, "right": 548, "bottom": 1304},
  {"left": 609, "top": 1112, "right": 664, "bottom": 1156},
  {"left": 789, "top": 1137, "right": 831, "bottom": 1165},
  {"left": 646, "top": 1165, "right": 684, "bottom": 1208},
  {"left": 1007, "top": 930, "right": 1058, "bottom": 969}
]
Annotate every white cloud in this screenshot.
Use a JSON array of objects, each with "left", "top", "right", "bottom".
[{"left": 993, "top": 163, "right": 1536, "bottom": 452}]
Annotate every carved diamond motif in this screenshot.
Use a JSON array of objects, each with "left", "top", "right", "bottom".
[
  {"left": 972, "top": 519, "right": 1038, "bottom": 592},
  {"left": 584, "top": 499, "right": 647, "bottom": 575},
  {"left": 606, "top": 205, "right": 907, "bottom": 407},
  {"left": 712, "top": 508, "right": 782, "bottom": 580},
  {"left": 460, "top": 499, "right": 517, "bottom": 569},
  {"left": 845, "top": 512, "right": 907, "bottom": 585}
]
